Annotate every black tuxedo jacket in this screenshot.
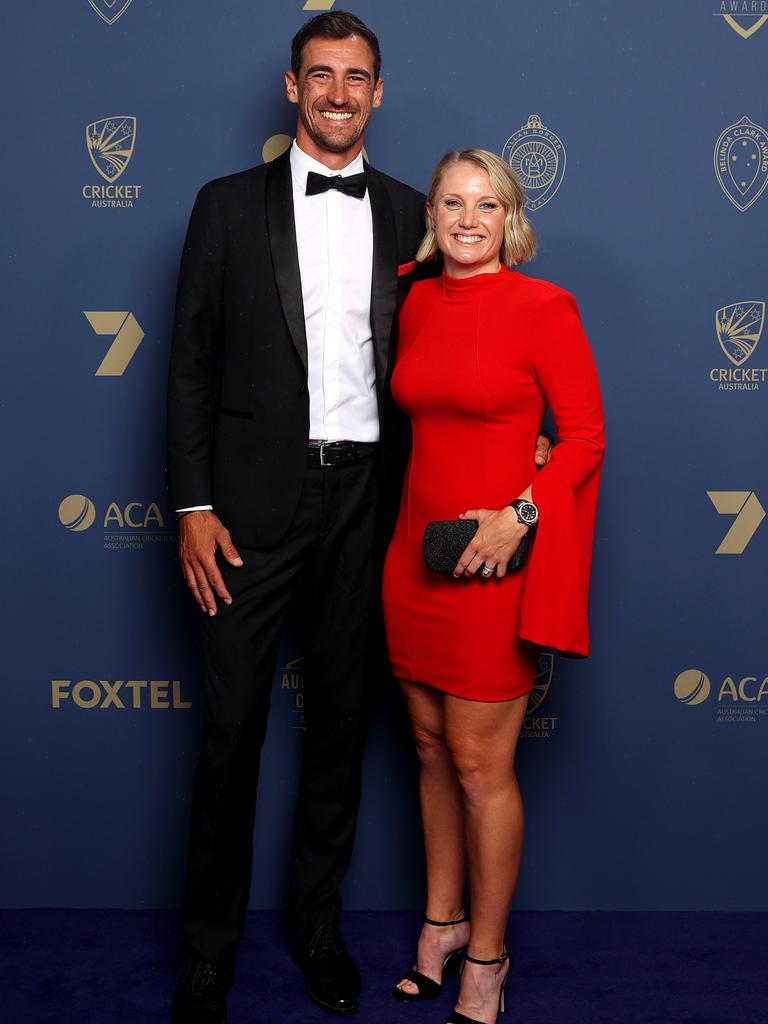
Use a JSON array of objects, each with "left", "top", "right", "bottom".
[{"left": 166, "top": 150, "right": 429, "bottom": 549}]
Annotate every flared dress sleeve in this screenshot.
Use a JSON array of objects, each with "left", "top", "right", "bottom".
[{"left": 519, "top": 290, "right": 605, "bottom": 656}]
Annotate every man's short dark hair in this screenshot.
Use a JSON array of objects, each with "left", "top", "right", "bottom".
[{"left": 291, "top": 11, "right": 382, "bottom": 81}]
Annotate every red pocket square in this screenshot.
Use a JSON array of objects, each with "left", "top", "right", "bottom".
[{"left": 397, "top": 260, "right": 417, "bottom": 277}]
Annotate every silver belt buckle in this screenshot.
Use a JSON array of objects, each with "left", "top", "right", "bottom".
[{"left": 319, "top": 442, "right": 333, "bottom": 467}]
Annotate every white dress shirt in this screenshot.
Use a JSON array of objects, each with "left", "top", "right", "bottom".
[
  {"left": 290, "top": 140, "right": 377, "bottom": 443},
  {"left": 177, "top": 141, "right": 378, "bottom": 513}
]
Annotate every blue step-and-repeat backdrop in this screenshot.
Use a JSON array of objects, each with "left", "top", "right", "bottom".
[{"left": 1, "top": 1, "right": 766, "bottom": 912}]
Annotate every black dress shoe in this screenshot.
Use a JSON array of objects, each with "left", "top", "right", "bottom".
[
  {"left": 171, "top": 956, "right": 230, "bottom": 1023},
  {"left": 295, "top": 923, "right": 361, "bottom": 1015}
]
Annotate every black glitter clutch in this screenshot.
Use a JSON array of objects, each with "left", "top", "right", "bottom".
[{"left": 422, "top": 519, "right": 529, "bottom": 573}]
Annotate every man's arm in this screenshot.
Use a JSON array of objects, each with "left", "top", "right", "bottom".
[
  {"left": 167, "top": 184, "right": 242, "bottom": 615},
  {"left": 535, "top": 431, "right": 553, "bottom": 466}
]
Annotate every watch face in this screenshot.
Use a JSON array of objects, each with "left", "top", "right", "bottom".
[{"left": 518, "top": 501, "right": 538, "bottom": 524}]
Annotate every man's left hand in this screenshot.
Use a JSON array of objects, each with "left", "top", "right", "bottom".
[{"left": 535, "top": 433, "right": 553, "bottom": 466}]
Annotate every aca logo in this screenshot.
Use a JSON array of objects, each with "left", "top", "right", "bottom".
[
  {"left": 520, "top": 652, "right": 558, "bottom": 740},
  {"left": 710, "top": 300, "right": 767, "bottom": 391},
  {"left": 59, "top": 494, "right": 97, "bottom": 533},
  {"left": 280, "top": 655, "right": 305, "bottom": 730},
  {"left": 82, "top": 117, "right": 142, "bottom": 208},
  {"left": 58, "top": 494, "right": 173, "bottom": 551},
  {"left": 714, "top": 116, "right": 768, "bottom": 212},
  {"left": 707, "top": 490, "right": 765, "bottom": 554},
  {"left": 713, "top": 2, "right": 768, "bottom": 38},
  {"left": 502, "top": 115, "right": 566, "bottom": 211},
  {"left": 673, "top": 669, "right": 711, "bottom": 705},
  {"left": 674, "top": 668, "right": 768, "bottom": 724},
  {"left": 83, "top": 311, "right": 145, "bottom": 376},
  {"left": 86, "top": 1, "right": 135, "bottom": 25}
]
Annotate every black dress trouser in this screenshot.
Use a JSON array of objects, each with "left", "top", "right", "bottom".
[{"left": 181, "top": 454, "right": 379, "bottom": 965}]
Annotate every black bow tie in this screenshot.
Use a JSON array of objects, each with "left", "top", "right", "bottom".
[{"left": 305, "top": 170, "right": 367, "bottom": 199}]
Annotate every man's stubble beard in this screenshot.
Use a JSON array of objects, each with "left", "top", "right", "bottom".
[{"left": 301, "top": 109, "right": 368, "bottom": 156}]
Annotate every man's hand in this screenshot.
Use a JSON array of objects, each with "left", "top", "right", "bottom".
[
  {"left": 535, "top": 433, "right": 553, "bottom": 466},
  {"left": 178, "top": 511, "right": 243, "bottom": 615}
]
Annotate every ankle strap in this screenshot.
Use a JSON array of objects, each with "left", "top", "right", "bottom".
[
  {"left": 424, "top": 914, "right": 468, "bottom": 927},
  {"left": 465, "top": 947, "right": 508, "bottom": 966}
]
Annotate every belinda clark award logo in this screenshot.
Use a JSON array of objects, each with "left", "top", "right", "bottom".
[
  {"left": 714, "top": 115, "right": 768, "bottom": 212},
  {"left": 82, "top": 116, "right": 142, "bottom": 208}
]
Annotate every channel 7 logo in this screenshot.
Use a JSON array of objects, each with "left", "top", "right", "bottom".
[{"left": 707, "top": 491, "right": 765, "bottom": 554}]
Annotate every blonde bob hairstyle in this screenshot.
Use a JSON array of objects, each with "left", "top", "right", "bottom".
[{"left": 415, "top": 149, "right": 537, "bottom": 267}]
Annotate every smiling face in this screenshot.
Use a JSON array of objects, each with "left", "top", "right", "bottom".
[
  {"left": 428, "top": 160, "right": 506, "bottom": 278},
  {"left": 285, "top": 34, "right": 383, "bottom": 168}
]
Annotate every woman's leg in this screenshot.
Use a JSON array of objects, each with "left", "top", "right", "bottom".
[
  {"left": 395, "top": 680, "right": 469, "bottom": 993},
  {"left": 445, "top": 691, "right": 528, "bottom": 1023}
]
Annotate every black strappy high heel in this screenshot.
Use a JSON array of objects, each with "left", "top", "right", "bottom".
[
  {"left": 445, "top": 946, "right": 510, "bottom": 1023},
  {"left": 392, "top": 915, "right": 469, "bottom": 1003}
]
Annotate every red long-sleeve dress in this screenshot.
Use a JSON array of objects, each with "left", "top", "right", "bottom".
[{"left": 382, "top": 268, "right": 605, "bottom": 701}]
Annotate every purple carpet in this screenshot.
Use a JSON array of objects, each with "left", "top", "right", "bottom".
[{"left": 2, "top": 909, "right": 765, "bottom": 1023}]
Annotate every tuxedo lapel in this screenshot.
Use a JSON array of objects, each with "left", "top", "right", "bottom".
[
  {"left": 265, "top": 151, "right": 308, "bottom": 376},
  {"left": 366, "top": 164, "right": 398, "bottom": 392}
]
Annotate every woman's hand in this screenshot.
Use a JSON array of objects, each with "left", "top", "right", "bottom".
[{"left": 453, "top": 507, "right": 528, "bottom": 579}]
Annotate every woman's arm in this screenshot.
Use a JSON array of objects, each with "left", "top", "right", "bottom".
[{"left": 455, "top": 289, "right": 605, "bottom": 656}]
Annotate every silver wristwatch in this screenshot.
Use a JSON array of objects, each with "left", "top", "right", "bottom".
[{"left": 509, "top": 498, "right": 539, "bottom": 527}]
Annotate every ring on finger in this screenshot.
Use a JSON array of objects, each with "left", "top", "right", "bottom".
[{"left": 480, "top": 563, "right": 494, "bottom": 578}]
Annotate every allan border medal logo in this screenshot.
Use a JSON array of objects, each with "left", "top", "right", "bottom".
[
  {"left": 713, "top": 3, "right": 768, "bottom": 39},
  {"left": 502, "top": 115, "right": 566, "bottom": 211},
  {"left": 87, "top": 0, "right": 134, "bottom": 25},
  {"left": 714, "top": 116, "right": 768, "bottom": 212}
]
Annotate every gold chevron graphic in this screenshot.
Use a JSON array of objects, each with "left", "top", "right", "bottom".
[{"left": 720, "top": 14, "right": 768, "bottom": 39}]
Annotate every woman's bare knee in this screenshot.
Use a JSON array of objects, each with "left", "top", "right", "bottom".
[
  {"left": 449, "top": 740, "right": 515, "bottom": 804},
  {"left": 412, "top": 723, "right": 450, "bottom": 768}
]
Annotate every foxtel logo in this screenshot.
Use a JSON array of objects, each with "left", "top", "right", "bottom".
[{"left": 51, "top": 679, "right": 192, "bottom": 709}]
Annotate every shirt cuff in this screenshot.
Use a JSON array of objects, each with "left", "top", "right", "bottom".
[{"left": 175, "top": 505, "right": 213, "bottom": 513}]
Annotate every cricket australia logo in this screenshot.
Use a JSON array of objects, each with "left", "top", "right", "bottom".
[
  {"left": 502, "top": 115, "right": 566, "bottom": 211},
  {"left": 87, "top": 0, "right": 134, "bottom": 24},
  {"left": 527, "top": 652, "right": 554, "bottom": 714},
  {"left": 86, "top": 117, "right": 136, "bottom": 182},
  {"left": 714, "top": 116, "right": 768, "bottom": 212},
  {"left": 716, "top": 302, "right": 765, "bottom": 366}
]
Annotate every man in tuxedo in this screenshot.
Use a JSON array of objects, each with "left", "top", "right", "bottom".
[
  {"left": 168, "top": 10, "right": 551, "bottom": 1022},
  {"left": 167, "top": 13, "right": 429, "bottom": 1021}
]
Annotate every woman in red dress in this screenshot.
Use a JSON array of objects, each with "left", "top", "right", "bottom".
[{"left": 382, "top": 149, "right": 605, "bottom": 1024}]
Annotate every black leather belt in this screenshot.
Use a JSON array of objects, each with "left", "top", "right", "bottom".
[{"left": 307, "top": 440, "right": 379, "bottom": 467}]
